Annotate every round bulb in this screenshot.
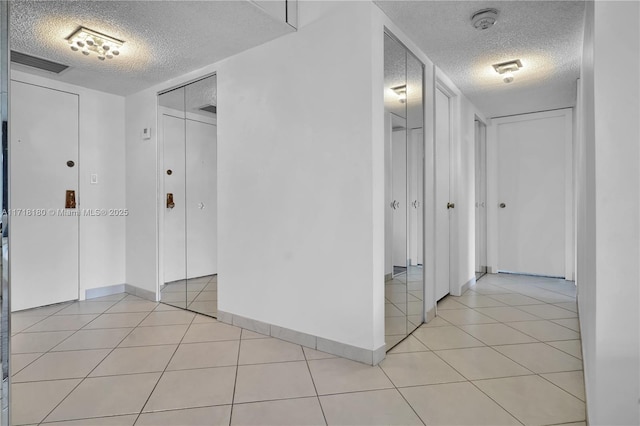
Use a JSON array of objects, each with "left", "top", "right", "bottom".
[
  {"left": 82, "top": 49, "right": 90, "bottom": 56},
  {"left": 106, "top": 54, "right": 113, "bottom": 59},
  {"left": 98, "top": 55, "right": 105, "bottom": 61},
  {"left": 503, "top": 72, "right": 514, "bottom": 83},
  {"left": 70, "top": 45, "right": 78, "bottom": 51},
  {"left": 77, "top": 40, "right": 85, "bottom": 48},
  {"left": 112, "top": 50, "right": 119, "bottom": 56},
  {"left": 86, "top": 38, "right": 94, "bottom": 46},
  {"left": 103, "top": 44, "right": 110, "bottom": 51}
]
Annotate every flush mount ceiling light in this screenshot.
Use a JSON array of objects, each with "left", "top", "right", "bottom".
[
  {"left": 66, "top": 27, "right": 124, "bottom": 61},
  {"left": 391, "top": 85, "right": 407, "bottom": 103},
  {"left": 471, "top": 8, "right": 498, "bottom": 30},
  {"left": 493, "top": 59, "right": 523, "bottom": 83}
]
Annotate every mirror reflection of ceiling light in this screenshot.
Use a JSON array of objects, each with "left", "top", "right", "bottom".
[
  {"left": 492, "top": 59, "right": 523, "bottom": 83},
  {"left": 391, "top": 85, "right": 407, "bottom": 103},
  {"left": 66, "top": 27, "right": 124, "bottom": 61}
]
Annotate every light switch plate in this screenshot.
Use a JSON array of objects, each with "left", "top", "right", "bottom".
[{"left": 142, "top": 126, "right": 151, "bottom": 140}]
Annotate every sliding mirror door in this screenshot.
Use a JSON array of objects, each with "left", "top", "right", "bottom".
[
  {"left": 159, "top": 86, "right": 188, "bottom": 309},
  {"left": 384, "top": 33, "right": 424, "bottom": 349},
  {"left": 406, "top": 52, "right": 424, "bottom": 332},
  {"left": 184, "top": 76, "right": 217, "bottom": 316},
  {"left": 159, "top": 75, "right": 217, "bottom": 316}
]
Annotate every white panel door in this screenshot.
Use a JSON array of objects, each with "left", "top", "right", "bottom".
[
  {"left": 186, "top": 119, "right": 217, "bottom": 278},
  {"left": 11, "top": 81, "right": 79, "bottom": 311},
  {"left": 163, "top": 114, "right": 186, "bottom": 283},
  {"left": 497, "top": 115, "right": 566, "bottom": 277},
  {"left": 435, "top": 88, "right": 451, "bottom": 300},
  {"left": 391, "top": 129, "right": 407, "bottom": 272},
  {"left": 409, "top": 128, "right": 423, "bottom": 265}
]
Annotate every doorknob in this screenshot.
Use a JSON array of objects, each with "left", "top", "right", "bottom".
[
  {"left": 499, "top": 203, "right": 506, "bottom": 208},
  {"left": 65, "top": 190, "right": 76, "bottom": 209},
  {"left": 447, "top": 202, "right": 455, "bottom": 209},
  {"left": 166, "top": 193, "right": 175, "bottom": 209}
]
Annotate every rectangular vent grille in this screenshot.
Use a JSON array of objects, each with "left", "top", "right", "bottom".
[
  {"left": 11, "top": 51, "right": 69, "bottom": 74},
  {"left": 199, "top": 104, "right": 217, "bottom": 114}
]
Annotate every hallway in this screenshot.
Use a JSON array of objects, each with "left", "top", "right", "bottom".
[{"left": 10, "top": 274, "right": 585, "bottom": 425}]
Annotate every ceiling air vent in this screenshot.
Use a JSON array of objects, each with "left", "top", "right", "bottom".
[
  {"left": 10, "top": 51, "right": 69, "bottom": 74},
  {"left": 198, "top": 104, "right": 217, "bottom": 114}
]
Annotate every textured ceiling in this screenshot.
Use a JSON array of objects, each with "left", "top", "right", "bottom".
[
  {"left": 10, "top": 1, "right": 294, "bottom": 96},
  {"left": 375, "top": 1, "right": 585, "bottom": 118}
]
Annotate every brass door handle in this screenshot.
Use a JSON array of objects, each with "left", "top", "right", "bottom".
[
  {"left": 65, "top": 190, "right": 76, "bottom": 209},
  {"left": 447, "top": 202, "right": 455, "bottom": 209},
  {"left": 166, "top": 193, "right": 175, "bottom": 209}
]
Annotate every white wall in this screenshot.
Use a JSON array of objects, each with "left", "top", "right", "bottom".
[
  {"left": 125, "top": 89, "right": 158, "bottom": 295},
  {"left": 11, "top": 70, "right": 126, "bottom": 296},
  {"left": 577, "top": 1, "right": 640, "bottom": 424},
  {"left": 123, "top": 0, "right": 486, "bottom": 353},
  {"left": 218, "top": 1, "right": 381, "bottom": 350}
]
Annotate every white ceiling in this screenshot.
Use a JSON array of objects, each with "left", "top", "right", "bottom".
[
  {"left": 375, "top": 1, "right": 585, "bottom": 118},
  {"left": 10, "top": 1, "right": 295, "bottom": 96}
]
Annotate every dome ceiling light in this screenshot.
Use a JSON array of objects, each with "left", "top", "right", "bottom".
[{"left": 471, "top": 8, "right": 499, "bottom": 30}]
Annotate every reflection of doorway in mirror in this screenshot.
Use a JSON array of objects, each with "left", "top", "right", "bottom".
[{"left": 159, "top": 75, "right": 218, "bottom": 317}]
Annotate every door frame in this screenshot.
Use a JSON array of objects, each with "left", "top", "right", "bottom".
[
  {"left": 474, "top": 116, "right": 488, "bottom": 278},
  {"left": 434, "top": 77, "right": 457, "bottom": 299},
  {"left": 487, "top": 108, "right": 574, "bottom": 280}
]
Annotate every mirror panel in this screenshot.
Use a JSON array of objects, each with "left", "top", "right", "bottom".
[
  {"left": 384, "top": 33, "right": 424, "bottom": 350},
  {"left": 185, "top": 75, "right": 217, "bottom": 316},
  {"left": 384, "top": 34, "right": 408, "bottom": 348},
  {"left": 1, "top": 1, "right": 8, "bottom": 422},
  {"left": 159, "top": 86, "right": 188, "bottom": 309},
  {"left": 159, "top": 75, "right": 217, "bottom": 317},
  {"left": 406, "top": 52, "right": 424, "bottom": 333}
]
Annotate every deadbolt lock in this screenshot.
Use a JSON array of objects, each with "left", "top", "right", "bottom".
[
  {"left": 66, "top": 160, "right": 75, "bottom": 168},
  {"left": 65, "top": 190, "right": 76, "bottom": 209},
  {"left": 499, "top": 203, "right": 506, "bottom": 208},
  {"left": 166, "top": 193, "right": 175, "bottom": 209}
]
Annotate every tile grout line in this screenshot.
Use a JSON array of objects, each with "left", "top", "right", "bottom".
[
  {"left": 34, "top": 296, "right": 158, "bottom": 424},
  {"left": 227, "top": 329, "right": 244, "bottom": 426},
  {"left": 425, "top": 342, "right": 527, "bottom": 426},
  {"left": 132, "top": 309, "right": 199, "bottom": 425},
  {"left": 376, "top": 359, "right": 427, "bottom": 426},
  {"left": 302, "top": 347, "right": 329, "bottom": 426}
]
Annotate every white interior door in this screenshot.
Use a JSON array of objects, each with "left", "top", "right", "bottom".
[
  {"left": 163, "top": 113, "right": 186, "bottom": 283},
  {"left": 497, "top": 114, "right": 567, "bottom": 277},
  {"left": 185, "top": 119, "right": 217, "bottom": 278},
  {"left": 391, "top": 128, "right": 407, "bottom": 273},
  {"left": 11, "top": 81, "right": 79, "bottom": 311},
  {"left": 409, "top": 128, "right": 424, "bottom": 266},
  {"left": 435, "top": 88, "right": 451, "bottom": 300},
  {"left": 475, "top": 120, "right": 487, "bottom": 274}
]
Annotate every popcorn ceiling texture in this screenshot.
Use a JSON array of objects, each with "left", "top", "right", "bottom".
[
  {"left": 10, "top": 0, "right": 293, "bottom": 96},
  {"left": 376, "top": 1, "right": 585, "bottom": 118}
]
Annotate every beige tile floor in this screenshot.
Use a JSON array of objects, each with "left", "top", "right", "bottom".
[{"left": 9, "top": 273, "right": 585, "bottom": 425}]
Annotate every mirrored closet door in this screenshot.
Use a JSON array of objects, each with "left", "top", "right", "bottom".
[
  {"left": 159, "top": 75, "right": 218, "bottom": 317},
  {"left": 384, "top": 33, "right": 424, "bottom": 349}
]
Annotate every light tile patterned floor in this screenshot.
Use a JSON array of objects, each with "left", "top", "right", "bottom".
[{"left": 10, "top": 274, "right": 586, "bottom": 425}]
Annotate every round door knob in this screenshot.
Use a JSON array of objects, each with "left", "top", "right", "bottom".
[
  {"left": 66, "top": 160, "right": 75, "bottom": 167},
  {"left": 499, "top": 203, "right": 506, "bottom": 208},
  {"left": 447, "top": 202, "right": 455, "bottom": 209}
]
